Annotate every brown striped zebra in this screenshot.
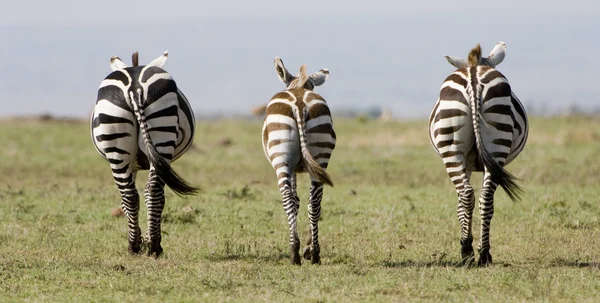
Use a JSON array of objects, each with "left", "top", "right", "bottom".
[
  {"left": 262, "top": 57, "right": 334, "bottom": 265},
  {"left": 428, "top": 44, "right": 528, "bottom": 266}
]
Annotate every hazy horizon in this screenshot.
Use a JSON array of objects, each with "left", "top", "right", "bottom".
[{"left": 2, "top": 1, "right": 599, "bottom": 118}]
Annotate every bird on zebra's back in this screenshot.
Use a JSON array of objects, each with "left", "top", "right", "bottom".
[
  {"left": 428, "top": 43, "right": 528, "bottom": 266},
  {"left": 262, "top": 57, "right": 334, "bottom": 265},
  {"left": 90, "top": 51, "right": 198, "bottom": 257},
  {"left": 444, "top": 41, "right": 507, "bottom": 69}
]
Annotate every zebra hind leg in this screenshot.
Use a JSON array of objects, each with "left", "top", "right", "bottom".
[
  {"left": 144, "top": 167, "right": 166, "bottom": 258},
  {"left": 279, "top": 176, "right": 301, "bottom": 265},
  {"left": 292, "top": 174, "right": 314, "bottom": 261},
  {"left": 453, "top": 171, "right": 476, "bottom": 266},
  {"left": 291, "top": 172, "right": 300, "bottom": 203},
  {"left": 303, "top": 180, "right": 323, "bottom": 264},
  {"left": 118, "top": 179, "right": 142, "bottom": 254},
  {"left": 477, "top": 170, "right": 497, "bottom": 266}
]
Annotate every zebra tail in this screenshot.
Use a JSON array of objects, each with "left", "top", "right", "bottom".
[
  {"left": 129, "top": 89, "right": 199, "bottom": 196},
  {"left": 292, "top": 105, "right": 334, "bottom": 187},
  {"left": 467, "top": 72, "right": 522, "bottom": 202}
]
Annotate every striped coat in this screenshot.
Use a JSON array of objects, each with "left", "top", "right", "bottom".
[
  {"left": 428, "top": 44, "right": 528, "bottom": 266},
  {"left": 443, "top": 41, "right": 528, "bottom": 155},
  {"left": 90, "top": 51, "right": 197, "bottom": 257},
  {"left": 262, "top": 58, "right": 334, "bottom": 265}
]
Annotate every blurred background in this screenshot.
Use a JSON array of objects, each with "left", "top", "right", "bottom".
[{"left": 1, "top": 0, "right": 598, "bottom": 119}]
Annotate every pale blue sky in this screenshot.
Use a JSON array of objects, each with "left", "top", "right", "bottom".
[{"left": 1, "top": 1, "right": 599, "bottom": 117}]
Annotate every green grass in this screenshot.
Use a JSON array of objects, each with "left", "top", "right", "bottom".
[{"left": 1, "top": 116, "right": 600, "bottom": 302}]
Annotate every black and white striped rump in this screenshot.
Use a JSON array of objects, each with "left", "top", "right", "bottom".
[
  {"left": 428, "top": 43, "right": 528, "bottom": 266},
  {"left": 90, "top": 51, "right": 197, "bottom": 257}
]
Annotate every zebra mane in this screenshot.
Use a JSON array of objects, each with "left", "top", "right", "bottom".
[
  {"left": 132, "top": 52, "right": 139, "bottom": 67},
  {"left": 467, "top": 44, "right": 482, "bottom": 67},
  {"left": 288, "top": 64, "right": 309, "bottom": 89}
]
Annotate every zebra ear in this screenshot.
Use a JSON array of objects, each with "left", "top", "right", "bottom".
[
  {"left": 148, "top": 50, "right": 168, "bottom": 68},
  {"left": 274, "top": 57, "right": 294, "bottom": 86},
  {"left": 487, "top": 41, "right": 506, "bottom": 67},
  {"left": 443, "top": 55, "right": 468, "bottom": 69},
  {"left": 110, "top": 56, "right": 127, "bottom": 71},
  {"left": 309, "top": 69, "right": 329, "bottom": 87}
]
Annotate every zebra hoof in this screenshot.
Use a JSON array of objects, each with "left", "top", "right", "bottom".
[
  {"left": 311, "top": 252, "right": 321, "bottom": 265},
  {"left": 145, "top": 241, "right": 163, "bottom": 258},
  {"left": 290, "top": 252, "right": 301, "bottom": 265},
  {"left": 303, "top": 246, "right": 312, "bottom": 260},
  {"left": 290, "top": 241, "right": 301, "bottom": 265},
  {"left": 128, "top": 241, "right": 142, "bottom": 255},
  {"left": 461, "top": 246, "right": 474, "bottom": 266},
  {"left": 302, "top": 246, "right": 321, "bottom": 264},
  {"left": 477, "top": 249, "right": 492, "bottom": 267},
  {"left": 460, "top": 237, "right": 474, "bottom": 266},
  {"left": 149, "top": 246, "right": 163, "bottom": 258}
]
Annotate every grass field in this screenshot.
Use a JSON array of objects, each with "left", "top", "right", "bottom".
[{"left": 1, "top": 115, "right": 600, "bottom": 302}]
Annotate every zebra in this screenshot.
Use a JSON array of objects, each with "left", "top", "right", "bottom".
[
  {"left": 90, "top": 51, "right": 198, "bottom": 257},
  {"left": 428, "top": 43, "right": 528, "bottom": 266},
  {"left": 262, "top": 57, "right": 334, "bottom": 265}
]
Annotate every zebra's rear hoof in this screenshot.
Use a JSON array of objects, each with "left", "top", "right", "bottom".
[
  {"left": 145, "top": 241, "right": 163, "bottom": 258},
  {"left": 128, "top": 241, "right": 142, "bottom": 255},
  {"left": 302, "top": 246, "right": 312, "bottom": 260},
  {"left": 477, "top": 249, "right": 492, "bottom": 267},
  {"left": 460, "top": 237, "right": 474, "bottom": 266},
  {"left": 290, "top": 252, "right": 301, "bottom": 265},
  {"left": 302, "top": 246, "right": 321, "bottom": 264},
  {"left": 311, "top": 252, "right": 321, "bottom": 265},
  {"left": 290, "top": 241, "right": 301, "bottom": 265}
]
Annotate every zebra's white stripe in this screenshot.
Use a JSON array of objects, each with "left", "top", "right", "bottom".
[
  {"left": 90, "top": 51, "right": 197, "bottom": 257},
  {"left": 428, "top": 44, "right": 528, "bottom": 266},
  {"left": 263, "top": 58, "right": 334, "bottom": 264}
]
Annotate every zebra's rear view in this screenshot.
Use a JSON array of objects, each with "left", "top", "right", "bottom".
[
  {"left": 428, "top": 43, "right": 528, "bottom": 266},
  {"left": 90, "top": 51, "right": 198, "bottom": 257},
  {"left": 262, "top": 57, "right": 335, "bottom": 265}
]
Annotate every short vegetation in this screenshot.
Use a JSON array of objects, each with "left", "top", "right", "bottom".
[{"left": 0, "top": 116, "right": 599, "bottom": 302}]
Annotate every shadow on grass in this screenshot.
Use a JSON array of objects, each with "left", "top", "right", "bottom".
[
  {"left": 382, "top": 259, "right": 465, "bottom": 268},
  {"left": 381, "top": 259, "right": 513, "bottom": 268},
  {"left": 206, "top": 252, "right": 290, "bottom": 263},
  {"left": 548, "top": 258, "right": 600, "bottom": 268},
  {"left": 382, "top": 258, "right": 600, "bottom": 269}
]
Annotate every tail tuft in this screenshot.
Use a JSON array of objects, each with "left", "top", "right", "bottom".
[
  {"left": 467, "top": 44, "right": 482, "bottom": 67},
  {"left": 146, "top": 147, "right": 199, "bottom": 196},
  {"left": 466, "top": 63, "right": 522, "bottom": 203},
  {"left": 129, "top": 90, "right": 198, "bottom": 197},
  {"left": 303, "top": 150, "right": 334, "bottom": 187},
  {"left": 480, "top": 148, "right": 522, "bottom": 202}
]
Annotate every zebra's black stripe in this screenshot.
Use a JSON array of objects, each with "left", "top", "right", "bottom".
[
  {"left": 428, "top": 44, "right": 528, "bottom": 266},
  {"left": 90, "top": 51, "right": 197, "bottom": 257}
]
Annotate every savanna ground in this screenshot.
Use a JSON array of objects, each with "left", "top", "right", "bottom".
[{"left": 1, "top": 115, "right": 600, "bottom": 302}]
